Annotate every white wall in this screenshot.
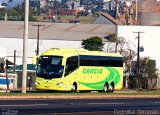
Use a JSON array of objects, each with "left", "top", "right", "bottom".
[
  {"left": 0, "top": 37, "right": 114, "bottom": 65},
  {"left": 0, "top": 38, "right": 82, "bottom": 65},
  {"left": 117, "top": 26, "right": 160, "bottom": 70},
  {"left": 0, "top": 47, "right": 6, "bottom": 58}
]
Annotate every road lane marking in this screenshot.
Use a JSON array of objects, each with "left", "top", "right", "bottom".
[
  {"left": 154, "top": 102, "right": 160, "bottom": 104},
  {"left": 0, "top": 104, "right": 48, "bottom": 107},
  {"left": 51, "top": 111, "right": 114, "bottom": 115},
  {"left": 88, "top": 102, "right": 125, "bottom": 105}
]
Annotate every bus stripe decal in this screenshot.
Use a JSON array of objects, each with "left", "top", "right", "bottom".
[
  {"left": 78, "top": 67, "right": 120, "bottom": 90},
  {"left": 112, "top": 68, "right": 120, "bottom": 85},
  {"left": 106, "top": 67, "right": 116, "bottom": 83}
]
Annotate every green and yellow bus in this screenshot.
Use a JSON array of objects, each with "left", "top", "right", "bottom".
[{"left": 34, "top": 48, "right": 123, "bottom": 92}]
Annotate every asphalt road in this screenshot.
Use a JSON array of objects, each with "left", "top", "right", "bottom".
[{"left": 0, "top": 98, "right": 160, "bottom": 115}]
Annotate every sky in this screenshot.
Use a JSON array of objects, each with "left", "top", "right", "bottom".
[{"left": 0, "top": 0, "right": 24, "bottom": 9}]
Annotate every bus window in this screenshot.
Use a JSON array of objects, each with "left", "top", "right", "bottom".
[
  {"left": 51, "top": 56, "right": 62, "bottom": 65},
  {"left": 65, "top": 56, "right": 78, "bottom": 76},
  {"left": 80, "top": 55, "right": 123, "bottom": 67},
  {"left": 36, "top": 56, "right": 64, "bottom": 79}
]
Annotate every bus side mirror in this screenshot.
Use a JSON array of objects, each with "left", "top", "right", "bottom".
[{"left": 32, "top": 56, "right": 39, "bottom": 65}]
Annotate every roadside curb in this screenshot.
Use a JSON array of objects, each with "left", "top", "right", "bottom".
[{"left": 0, "top": 95, "right": 160, "bottom": 100}]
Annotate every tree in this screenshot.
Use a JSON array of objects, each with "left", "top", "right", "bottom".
[
  {"left": 139, "top": 57, "right": 159, "bottom": 89},
  {"left": 121, "top": 49, "right": 136, "bottom": 89},
  {"left": 82, "top": 36, "right": 104, "bottom": 51},
  {"left": 109, "top": 34, "right": 127, "bottom": 53},
  {"left": 109, "top": 34, "right": 136, "bottom": 88},
  {"left": 0, "top": 57, "right": 5, "bottom": 73},
  {"left": 146, "top": 59, "right": 158, "bottom": 79},
  {"left": 108, "top": 34, "right": 159, "bottom": 90},
  {"left": 108, "top": 34, "right": 136, "bottom": 73},
  {"left": 0, "top": 3, "right": 36, "bottom": 21}
]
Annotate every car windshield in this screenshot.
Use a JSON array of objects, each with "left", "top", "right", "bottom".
[{"left": 36, "top": 56, "right": 64, "bottom": 79}]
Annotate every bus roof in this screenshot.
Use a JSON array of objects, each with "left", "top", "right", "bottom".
[{"left": 40, "top": 48, "right": 123, "bottom": 58}]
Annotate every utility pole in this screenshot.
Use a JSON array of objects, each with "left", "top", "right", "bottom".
[
  {"left": 13, "top": 50, "right": 16, "bottom": 73},
  {"left": 133, "top": 31, "right": 144, "bottom": 90},
  {"left": 22, "top": 0, "right": 29, "bottom": 93},
  {"left": 32, "top": 24, "right": 44, "bottom": 55},
  {"left": 5, "top": 59, "right": 9, "bottom": 92}
]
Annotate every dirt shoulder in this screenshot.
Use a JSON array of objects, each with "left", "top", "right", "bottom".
[{"left": 0, "top": 94, "right": 160, "bottom": 100}]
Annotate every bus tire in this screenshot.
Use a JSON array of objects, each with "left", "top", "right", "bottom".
[
  {"left": 104, "top": 83, "right": 109, "bottom": 93},
  {"left": 71, "top": 82, "right": 77, "bottom": 92},
  {"left": 110, "top": 83, "right": 114, "bottom": 93}
]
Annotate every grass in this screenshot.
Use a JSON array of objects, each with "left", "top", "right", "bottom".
[
  {"left": 34, "top": 15, "right": 96, "bottom": 24},
  {"left": 0, "top": 89, "right": 160, "bottom": 97}
]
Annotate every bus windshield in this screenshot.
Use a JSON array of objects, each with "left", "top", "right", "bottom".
[{"left": 36, "top": 56, "right": 64, "bottom": 79}]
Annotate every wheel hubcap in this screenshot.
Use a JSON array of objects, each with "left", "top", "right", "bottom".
[
  {"left": 72, "top": 85, "right": 75, "bottom": 91},
  {"left": 104, "top": 85, "right": 108, "bottom": 92}
]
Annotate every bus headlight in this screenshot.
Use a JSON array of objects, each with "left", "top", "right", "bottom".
[
  {"left": 56, "top": 82, "right": 64, "bottom": 86},
  {"left": 35, "top": 81, "right": 40, "bottom": 85}
]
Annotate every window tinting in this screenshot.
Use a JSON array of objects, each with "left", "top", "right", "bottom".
[
  {"left": 65, "top": 56, "right": 78, "bottom": 76},
  {"left": 36, "top": 56, "right": 64, "bottom": 79},
  {"left": 80, "top": 55, "right": 123, "bottom": 67}
]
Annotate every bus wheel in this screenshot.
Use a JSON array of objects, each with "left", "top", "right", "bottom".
[
  {"left": 104, "top": 83, "right": 109, "bottom": 93},
  {"left": 110, "top": 83, "right": 114, "bottom": 93},
  {"left": 71, "top": 83, "right": 77, "bottom": 92}
]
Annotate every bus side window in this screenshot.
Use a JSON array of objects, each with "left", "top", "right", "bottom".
[{"left": 65, "top": 56, "right": 78, "bottom": 76}]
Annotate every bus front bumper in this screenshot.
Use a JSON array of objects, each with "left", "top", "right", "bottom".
[{"left": 35, "top": 81, "right": 71, "bottom": 91}]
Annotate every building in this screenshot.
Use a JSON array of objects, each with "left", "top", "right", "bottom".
[
  {"left": 138, "top": 0, "right": 160, "bottom": 25},
  {"left": 94, "top": 12, "right": 121, "bottom": 25},
  {"left": 0, "top": 21, "right": 115, "bottom": 65},
  {"left": 117, "top": 26, "right": 160, "bottom": 70}
]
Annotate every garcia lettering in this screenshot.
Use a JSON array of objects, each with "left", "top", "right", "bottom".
[{"left": 83, "top": 68, "right": 102, "bottom": 74}]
